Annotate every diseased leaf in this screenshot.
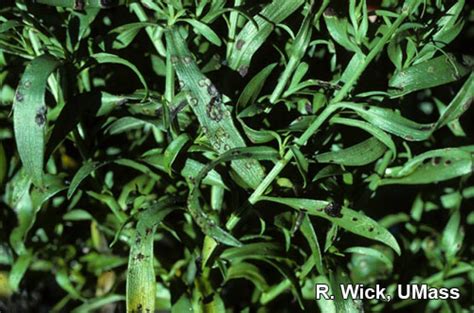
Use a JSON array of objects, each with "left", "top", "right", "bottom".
[
  {"left": 259, "top": 196, "right": 401, "bottom": 255},
  {"left": 389, "top": 54, "right": 472, "bottom": 97},
  {"left": 382, "top": 148, "right": 472, "bottom": 185},
  {"left": 126, "top": 201, "right": 174, "bottom": 313},
  {"left": 13, "top": 54, "right": 61, "bottom": 187},
  {"left": 165, "top": 28, "right": 266, "bottom": 189}
]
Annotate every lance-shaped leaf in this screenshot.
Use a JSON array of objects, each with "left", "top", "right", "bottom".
[
  {"left": 227, "top": 0, "right": 305, "bottom": 75},
  {"left": 389, "top": 54, "right": 472, "bottom": 97},
  {"left": 259, "top": 196, "right": 401, "bottom": 255},
  {"left": 342, "top": 102, "right": 435, "bottom": 141},
  {"left": 126, "top": 200, "right": 175, "bottom": 313},
  {"left": 165, "top": 28, "right": 265, "bottom": 189},
  {"left": 435, "top": 73, "right": 473, "bottom": 129},
  {"left": 381, "top": 148, "right": 472, "bottom": 185},
  {"left": 13, "top": 54, "right": 61, "bottom": 187},
  {"left": 315, "top": 137, "right": 387, "bottom": 166}
]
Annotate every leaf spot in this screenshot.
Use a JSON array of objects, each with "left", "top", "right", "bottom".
[
  {"left": 324, "top": 202, "right": 342, "bottom": 218},
  {"left": 35, "top": 106, "right": 47, "bottom": 127},
  {"left": 15, "top": 92, "right": 24, "bottom": 102},
  {"left": 236, "top": 39, "right": 245, "bottom": 50}
]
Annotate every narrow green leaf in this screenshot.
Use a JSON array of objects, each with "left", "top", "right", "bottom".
[
  {"left": 55, "top": 268, "right": 83, "bottom": 299},
  {"left": 13, "top": 54, "right": 61, "bottom": 187},
  {"left": 324, "top": 9, "right": 360, "bottom": 53},
  {"left": 8, "top": 250, "right": 33, "bottom": 292},
  {"left": 126, "top": 202, "right": 174, "bottom": 313},
  {"left": 382, "top": 148, "right": 472, "bottom": 185},
  {"left": 227, "top": 0, "right": 305, "bottom": 74},
  {"left": 63, "top": 209, "right": 94, "bottom": 221},
  {"left": 389, "top": 54, "right": 472, "bottom": 97},
  {"left": 331, "top": 117, "right": 397, "bottom": 157},
  {"left": 290, "top": 145, "right": 309, "bottom": 186},
  {"left": 237, "top": 63, "right": 277, "bottom": 110},
  {"left": 163, "top": 133, "right": 190, "bottom": 175},
  {"left": 10, "top": 174, "right": 66, "bottom": 255},
  {"left": 68, "top": 161, "right": 107, "bottom": 199},
  {"left": 436, "top": 73, "right": 473, "bottom": 129},
  {"left": 315, "top": 137, "right": 387, "bottom": 166},
  {"left": 165, "top": 28, "right": 266, "bottom": 189},
  {"left": 107, "top": 22, "right": 158, "bottom": 49},
  {"left": 221, "top": 242, "right": 281, "bottom": 261},
  {"left": 259, "top": 196, "right": 401, "bottom": 255},
  {"left": 183, "top": 19, "right": 222, "bottom": 46},
  {"left": 300, "top": 215, "right": 324, "bottom": 274}
]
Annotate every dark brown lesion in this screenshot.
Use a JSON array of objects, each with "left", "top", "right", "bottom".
[
  {"left": 324, "top": 202, "right": 342, "bottom": 218},
  {"left": 236, "top": 39, "right": 245, "bottom": 50},
  {"left": 134, "top": 252, "right": 148, "bottom": 262},
  {"left": 74, "top": 0, "right": 85, "bottom": 10},
  {"left": 35, "top": 106, "right": 47, "bottom": 126},
  {"left": 207, "top": 96, "right": 224, "bottom": 122}
]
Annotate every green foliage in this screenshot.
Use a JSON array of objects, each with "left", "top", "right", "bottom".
[{"left": 0, "top": 0, "right": 472, "bottom": 312}]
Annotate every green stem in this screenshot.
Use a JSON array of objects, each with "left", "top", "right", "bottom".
[
  {"left": 245, "top": 4, "right": 415, "bottom": 208},
  {"left": 269, "top": 56, "right": 299, "bottom": 104},
  {"left": 330, "top": 5, "right": 412, "bottom": 104},
  {"left": 269, "top": 0, "right": 329, "bottom": 104}
]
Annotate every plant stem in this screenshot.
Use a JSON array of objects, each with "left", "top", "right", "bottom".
[
  {"left": 246, "top": 4, "right": 415, "bottom": 206},
  {"left": 269, "top": 0, "right": 329, "bottom": 103},
  {"left": 330, "top": 3, "right": 413, "bottom": 104}
]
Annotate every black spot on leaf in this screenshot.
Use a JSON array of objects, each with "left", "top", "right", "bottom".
[
  {"left": 74, "top": 0, "right": 85, "bottom": 10},
  {"left": 324, "top": 202, "right": 342, "bottom": 218},
  {"left": 15, "top": 92, "right": 24, "bottom": 102},
  {"left": 35, "top": 106, "right": 47, "bottom": 126},
  {"left": 236, "top": 39, "right": 245, "bottom": 50}
]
